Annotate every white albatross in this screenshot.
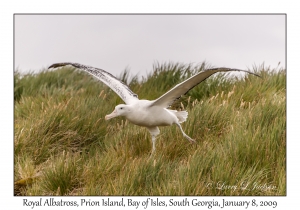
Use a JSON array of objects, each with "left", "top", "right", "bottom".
[{"left": 48, "top": 62, "right": 260, "bottom": 155}]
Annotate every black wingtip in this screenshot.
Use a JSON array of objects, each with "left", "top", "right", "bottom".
[
  {"left": 48, "top": 63, "right": 72, "bottom": 69},
  {"left": 48, "top": 63, "right": 64, "bottom": 69},
  {"left": 233, "top": 69, "right": 262, "bottom": 78},
  {"left": 241, "top": 70, "right": 262, "bottom": 78},
  {"left": 245, "top": 71, "right": 262, "bottom": 78}
]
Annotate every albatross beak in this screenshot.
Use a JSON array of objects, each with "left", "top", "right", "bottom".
[{"left": 105, "top": 109, "right": 118, "bottom": 120}]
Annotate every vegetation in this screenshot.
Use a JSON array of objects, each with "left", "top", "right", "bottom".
[{"left": 14, "top": 62, "right": 286, "bottom": 196}]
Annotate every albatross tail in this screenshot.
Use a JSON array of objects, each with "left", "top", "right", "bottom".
[{"left": 170, "top": 110, "right": 188, "bottom": 123}]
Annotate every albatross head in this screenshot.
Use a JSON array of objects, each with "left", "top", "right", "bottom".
[{"left": 105, "top": 104, "right": 130, "bottom": 120}]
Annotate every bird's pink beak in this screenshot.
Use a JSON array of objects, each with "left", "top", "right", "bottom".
[{"left": 105, "top": 109, "right": 118, "bottom": 120}]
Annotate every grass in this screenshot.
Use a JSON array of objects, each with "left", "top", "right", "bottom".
[{"left": 14, "top": 62, "right": 286, "bottom": 196}]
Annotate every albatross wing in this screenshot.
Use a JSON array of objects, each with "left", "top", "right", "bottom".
[
  {"left": 150, "top": 68, "right": 261, "bottom": 108},
  {"left": 48, "top": 62, "right": 139, "bottom": 105}
]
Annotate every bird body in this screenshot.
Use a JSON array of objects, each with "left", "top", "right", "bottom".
[
  {"left": 112, "top": 101, "right": 180, "bottom": 127},
  {"left": 49, "top": 62, "right": 260, "bottom": 155}
]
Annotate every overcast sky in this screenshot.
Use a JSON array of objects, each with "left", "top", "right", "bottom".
[{"left": 15, "top": 14, "right": 285, "bottom": 76}]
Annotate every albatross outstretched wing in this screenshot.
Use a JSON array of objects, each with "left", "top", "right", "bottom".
[
  {"left": 150, "top": 68, "right": 261, "bottom": 108},
  {"left": 48, "top": 62, "right": 139, "bottom": 104}
]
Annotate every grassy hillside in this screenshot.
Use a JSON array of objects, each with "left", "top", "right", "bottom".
[{"left": 14, "top": 62, "right": 286, "bottom": 196}]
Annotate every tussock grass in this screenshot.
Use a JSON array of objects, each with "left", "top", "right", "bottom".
[{"left": 14, "top": 62, "right": 286, "bottom": 196}]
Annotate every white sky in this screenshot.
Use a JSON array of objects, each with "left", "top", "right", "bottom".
[{"left": 15, "top": 14, "right": 285, "bottom": 76}]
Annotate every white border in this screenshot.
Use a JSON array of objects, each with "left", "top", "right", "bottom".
[{"left": 2, "top": 0, "right": 298, "bottom": 209}]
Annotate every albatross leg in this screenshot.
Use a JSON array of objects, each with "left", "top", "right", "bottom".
[
  {"left": 151, "top": 135, "right": 156, "bottom": 156},
  {"left": 175, "top": 123, "right": 196, "bottom": 143},
  {"left": 146, "top": 127, "right": 160, "bottom": 156}
]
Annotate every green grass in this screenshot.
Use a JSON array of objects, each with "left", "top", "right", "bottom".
[{"left": 14, "top": 62, "right": 286, "bottom": 196}]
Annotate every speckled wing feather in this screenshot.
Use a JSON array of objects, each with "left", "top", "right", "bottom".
[
  {"left": 48, "top": 62, "right": 139, "bottom": 104},
  {"left": 150, "top": 68, "right": 261, "bottom": 108}
]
